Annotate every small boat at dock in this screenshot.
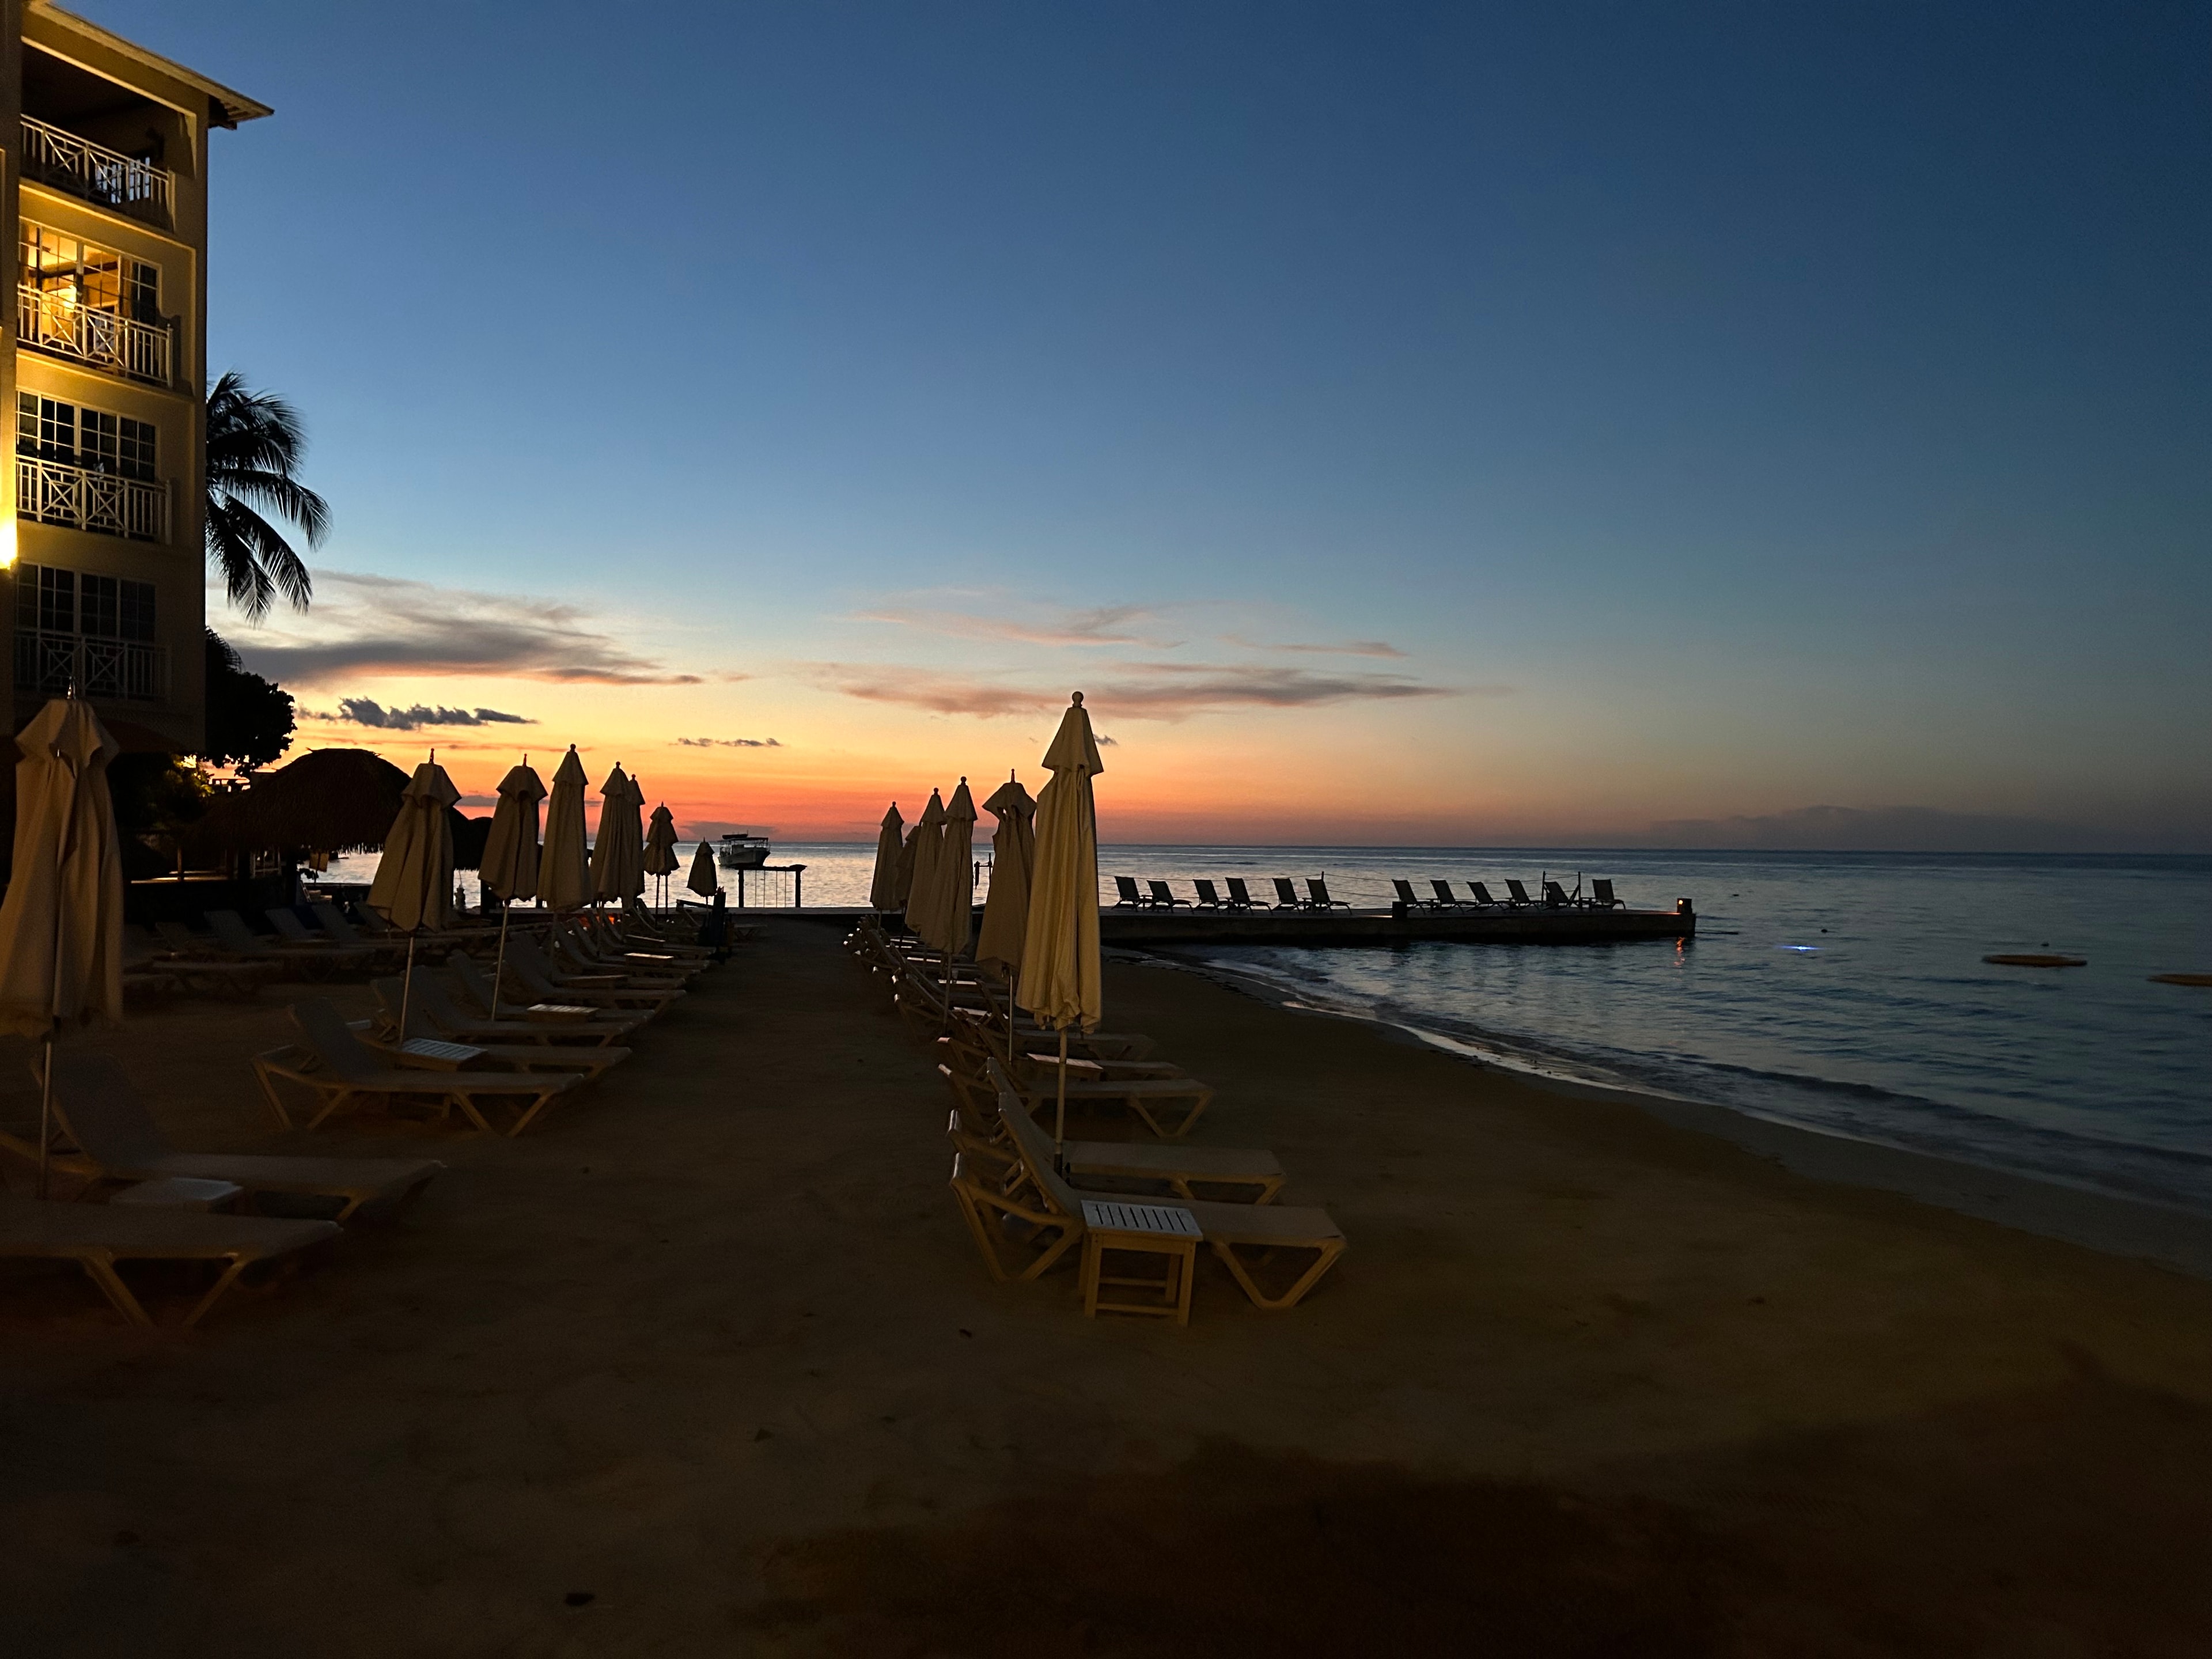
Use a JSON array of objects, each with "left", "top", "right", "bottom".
[{"left": 717, "top": 832, "right": 771, "bottom": 869}]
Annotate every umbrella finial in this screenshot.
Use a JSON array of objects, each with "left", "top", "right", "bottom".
[{"left": 1070, "top": 691, "right": 1084, "bottom": 706}]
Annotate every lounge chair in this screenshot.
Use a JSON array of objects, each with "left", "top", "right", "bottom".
[
  {"left": 1306, "top": 878, "right": 1349, "bottom": 910},
  {"left": 1224, "top": 878, "right": 1266, "bottom": 911},
  {"left": 550, "top": 922, "right": 692, "bottom": 985},
  {"left": 935, "top": 1027, "right": 1213, "bottom": 1139},
  {"left": 506, "top": 935, "right": 685, "bottom": 1012},
  {"left": 1112, "top": 876, "right": 1148, "bottom": 908},
  {"left": 1468, "top": 882, "right": 1503, "bottom": 908},
  {"left": 946, "top": 1105, "right": 1283, "bottom": 1205},
  {"left": 1541, "top": 880, "right": 1572, "bottom": 907},
  {"left": 958, "top": 1062, "right": 1346, "bottom": 1309},
  {"left": 1392, "top": 879, "right": 1444, "bottom": 911},
  {"left": 1145, "top": 880, "right": 1190, "bottom": 909},
  {"left": 203, "top": 911, "right": 347, "bottom": 978},
  {"left": 46, "top": 1054, "right": 442, "bottom": 1221},
  {"left": 1503, "top": 880, "right": 1535, "bottom": 908},
  {"left": 253, "top": 999, "right": 584, "bottom": 1137},
  {"left": 0, "top": 1195, "right": 338, "bottom": 1328},
  {"left": 369, "top": 979, "right": 633, "bottom": 1079},
  {"left": 127, "top": 924, "right": 274, "bottom": 999},
  {"left": 1589, "top": 878, "right": 1624, "bottom": 910},
  {"left": 444, "top": 946, "right": 650, "bottom": 1039},
  {"left": 1430, "top": 880, "right": 1468, "bottom": 909},
  {"left": 1191, "top": 880, "right": 1226, "bottom": 910},
  {"left": 264, "top": 908, "right": 377, "bottom": 971},
  {"left": 400, "top": 969, "right": 637, "bottom": 1048},
  {"left": 1271, "top": 878, "right": 1304, "bottom": 908}
]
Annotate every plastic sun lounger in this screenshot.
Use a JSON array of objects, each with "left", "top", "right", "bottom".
[
  {"left": 369, "top": 979, "right": 633, "bottom": 1078},
  {"left": 400, "top": 971, "right": 635, "bottom": 1048},
  {"left": 1589, "top": 879, "right": 1626, "bottom": 909},
  {"left": 1392, "top": 879, "right": 1446, "bottom": 910},
  {"left": 1112, "top": 876, "right": 1148, "bottom": 908},
  {"left": 1146, "top": 880, "right": 1190, "bottom": 909},
  {"left": 48, "top": 1054, "right": 443, "bottom": 1222},
  {"left": 1271, "top": 877, "right": 1304, "bottom": 908},
  {"left": 255, "top": 999, "right": 584, "bottom": 1137},
  {"left": 264, "top": 908, "right": 377, "bottom": 969},
  {"left": 1306, "top": 878, "right": 1350, "bottom": 910},
  {"left": 128, "top": 925, "right": 275, "bottom": 998},
  {"left": 945, "top": 1105, "right": 1285, "bottom": 1205},
  {"left": 0, "top": 1195, "right": 338, "bottom": 1328},
  {"left": 1430, "top": 880, "right": 1469, "bottom": 909},
  {"left": 959, "top": 1063, "right": 1346, "bottom": 1309},
  {"left": 941, "top": 1036, "right": 1214, "bottom": 1139},
  {"left": 1542, "top": 881, "right": 1573, "bottom": 908},
  {"left": 445, "top": 953, "right": 650, "bottom": 1040},
  {"left": 933, "top": 1026, "right": 1191, "bottom": 1120},
  {"left": 204, "top": 911, "right": 344, "bottom": 977},
  {"left": 1467, "top": 882, "right": 1502, "bottom": 908},
  {"left": 506, "top": 935, "right": 685, "bottom": 1012},
  {"left": 1503, "top": 880, "right": 1536, "bottom": 908},
  {"left": 1191, "top": 880, "right": 1226, "bottom": 910},
  {"left": 1224, "top": 878, "right": 1266, "bottom": 911}
]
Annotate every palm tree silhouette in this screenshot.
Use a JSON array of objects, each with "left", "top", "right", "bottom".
[{"left": 204, "top": 370, "right": 329, "bottom": 622}]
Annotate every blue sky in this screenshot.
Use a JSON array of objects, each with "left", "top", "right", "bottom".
[{"left": 92, "top": 0, "right": 2211, "bottom": 844}]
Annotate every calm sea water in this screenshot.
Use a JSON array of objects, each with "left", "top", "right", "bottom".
[{"left": 328, "top": 843, "right": 2212, "bottom": 1214}]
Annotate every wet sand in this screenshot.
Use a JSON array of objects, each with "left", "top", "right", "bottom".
[{"left": 3, "top": 919, "right": 2209, "bottom": 1656}]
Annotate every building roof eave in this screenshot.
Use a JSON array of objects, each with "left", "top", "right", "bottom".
[{"left": 29, "top": 2, "right": 274, "bottom": 126}]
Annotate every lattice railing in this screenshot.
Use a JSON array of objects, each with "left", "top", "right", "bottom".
[
  {"left": 17, "top": 285, "right": 173, "bottom": 385},
  {"left": 12, "top": 630, "right": 166, "bottom": 703},
  {"left": 16, "top": 454, "right": 169, "bottom": 542},
  {"left": 19, "top": 116, "right": 173, "bottom": 224}
]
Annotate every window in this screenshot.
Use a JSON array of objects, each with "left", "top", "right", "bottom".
[
  {"left": 16, "top": 393, "right": 157, "bottom": 478},
  {"left": 18, "top": 222, "right": 158, "bottom": 321},
  {"left": 14, "top": 563, "right": 75, "bottom": 634},
  {"left": 17, "top": 565, "right": 153, "bottom": 641}
]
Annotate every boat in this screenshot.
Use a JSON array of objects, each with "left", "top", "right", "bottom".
[{"left": 717, "top": 832, "right": 771, "bottom": 869}]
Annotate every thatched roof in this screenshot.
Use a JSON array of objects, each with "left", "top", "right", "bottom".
[{"left": 189, "top": 748, "right": 411, "bottom": 857}]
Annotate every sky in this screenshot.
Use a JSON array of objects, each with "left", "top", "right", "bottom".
[{"left": 86, "top": 0, "right": 2212, "bottom": 847}]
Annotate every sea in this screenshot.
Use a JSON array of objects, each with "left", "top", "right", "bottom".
[{"left": 327, "top": 843, "right": 2212, "bottom": 1217}]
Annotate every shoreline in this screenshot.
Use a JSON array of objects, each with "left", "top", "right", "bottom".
[{"left": 1142, "top": 946, "right": 2212, "bottom": 1282}]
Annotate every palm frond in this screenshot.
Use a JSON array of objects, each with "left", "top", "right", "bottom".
[{"left": 204, "top": 370, "right": 329, "bottom": 618}]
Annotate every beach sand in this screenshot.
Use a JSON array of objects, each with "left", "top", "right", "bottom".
[{"left": 3, "top": 919, "right": 2209, "bottom": 1656}]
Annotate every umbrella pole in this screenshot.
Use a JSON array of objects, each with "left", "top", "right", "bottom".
[
  {"left": 491, "top": 904, "right": 512, "bottom": 1021},
  {"left": 399, "top": 933, "right": 418, "bottom": 1048},
  {"left": 1054, "top": 1025, "right": 1068, "bottom": 1156},
  {"left": 36, "top": 1035, "right": 54, "bottom": 1200}
]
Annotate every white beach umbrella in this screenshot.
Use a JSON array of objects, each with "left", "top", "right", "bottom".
[
  {"left": 902, "top": 789, "right": 948, "bottom": 946},
  {"left": 0, "top": 696, "right": 124, "bottom": 1195},
  {"left": 686, "top": 839, "right": 719, "bottom": 899},
  {"left": 938, "top": 778, "right": 977, "bottom": 961},
  {"left": 868, "top": 801, "right": 905, "bottom": 914},
  {"left": 537, "top": 747, "right": 590, "bottom": 911},
  {"left": 478, "top": 759, "right": 544, "bottom": 1021},
  {"left": 975, "top": 774, "right": 1036, "bottom": 975},
  {"left": 1017, "top": 693, "right": 1104, "bottom": 1148},
  {"left": 367, "top": 757, "right": 459, "bottom": 1048},
  {"left": 589, "top": 764, "right": 645, "bottom": 907}
]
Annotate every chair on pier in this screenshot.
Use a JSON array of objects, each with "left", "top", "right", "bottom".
[
  {"left": 1113, "top": 876, "right": 1149, "bottom": 908},
  {"left": 1504, "top": 880, "right": 1536, "bottom": 907},
  {"left": 1146, "top": 880, "right": 1190, "bottom": 909},
  {"left": 1430, "top": 880, "right": 1469, "bottom": 909},
  {"left": 1271, "top": 878, "right": 1304, "bottom": 908},
  {"left": 1225, "top": 878, "right": 1266, "bottom": 910},
  {"left": 1589, "top": 879, "right": 1625, "bottom": 909},
  {"left": 1541, "top": 881, "right": 1572, "bottom": 907},
  {"left": 1392, "top": 880, "right": 1444, "bottom": 910},
  {"left": 1306, "top": 878, "right": 1350, "bottom": 910},
  {"left": 1468, "top": 882, "right": 1503, "bottom": 908},
  {"left": 1192, "top": 880, "right": 1226, "bottom": 910}
]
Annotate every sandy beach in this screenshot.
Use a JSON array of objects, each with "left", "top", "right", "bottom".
[{"left": 5, "top": 919, "right": 2210, "bottom": 1656}]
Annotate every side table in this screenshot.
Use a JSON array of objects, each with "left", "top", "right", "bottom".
[{"left": 1080, "top": 1199, "right": 1201, "bottom": 1324}]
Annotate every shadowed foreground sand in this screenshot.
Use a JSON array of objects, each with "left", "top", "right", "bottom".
[{"left": 3, "top": 920, "right": 2209, "bottom": 1656}]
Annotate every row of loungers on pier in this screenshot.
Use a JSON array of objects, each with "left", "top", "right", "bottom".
[
  {"left": 847, "top": 915, "right": 1346, "bottom": 1321},
  {"left": 1112, "top": 875, "right": 1632, "bottom": 912},
  {"left": 3, "top": 906, "right": 728, "bottom": 1329}
]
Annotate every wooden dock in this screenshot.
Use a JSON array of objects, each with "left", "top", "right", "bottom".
[{"left": 779, "top": 901, "right": 1695, "bottom": 946}]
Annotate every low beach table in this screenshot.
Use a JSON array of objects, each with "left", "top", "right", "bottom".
[{"left": 1080, "top": 1200, "right": 1202, "bottom": 1325}]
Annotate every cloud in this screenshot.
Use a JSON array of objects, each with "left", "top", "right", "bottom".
[
  {"left": 228, "top": 569, "right": 704, "bottom": 688},
  {"left": 673, "top": 736, "right": 783, "bottom": 748},
  {"left": 805, "top": 661, "right": 1473, "bottom": 721},
  {"left": 853, "top": 601, "right": 1173, "bottom": 649},
  {"left": 1223, "top": 634, "right": 1409, "bottom": 659},
  {"left": 308, "top": 698, "right": 536, "bottom": 732},
  {"left": 1095, "top": 733, "right": 1117, "bottom": 745},
  {"left": 1644, "top": 805, "right": 2112, "bottom": 853}
]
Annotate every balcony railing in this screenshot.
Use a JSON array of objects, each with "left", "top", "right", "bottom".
[
  {"left": 17, "top": 285, "right": 173, "bottom": 385},
  {"left": 13, "top": 628, "right": 167, "bottom": 703},
  {"left": 17, "top": 454, "right": 168, "bottom": 543},
  {"left": 19, "top": 115, "right": 173, "bottom": 225}
]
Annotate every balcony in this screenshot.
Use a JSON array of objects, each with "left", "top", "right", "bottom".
[
  {"left": 19, "top": 116, "right": 173, "bottom": 226},
  {"left": 17, "top": 284, "right": 173, "bottom": 385},
  {"left": 17, "top": 453, "right": 168, "bottom": 543},
  {"left": 13, "top": 628, "right": 166, "bottom": 703}
]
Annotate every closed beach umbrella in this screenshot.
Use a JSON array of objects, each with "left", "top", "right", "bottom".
[
  {"left": 975, "top": 775, "right": 1036, "bottom": 974},
  {"left": 644, "top": 802, "right": 679, "bottom": 908},
  {"left": 903, "top": 789, "right": 948, "bottom": 945},
  {"left": 938, "top": 778, "right": 977, "bottom": 960},
  {"left": 537, "top": 747, "right": 590, "bottom": 910},
  {"left": 686, "top": 839, "right": 719, "bottom": 898},
  {"left": 893, "top": 821, "right": 921, "bottom": 908},
  {"left": 368, "top": 757, "right": 459, "bottom": 1044},
  {"left": 479, "top": 762, "right": 544, "bottom": 904},
  {"left": 0, "top": 696, "right": 124, "bottom": 1194},
  {"left": 868, "top": 802, "right": 904, "bottom": 912},
  {"left": 589, "top": 764, "right": 645, "bottom": 907},
  {"left": 1018, "top": 694, "right": 1105, "bottom": 1147}
]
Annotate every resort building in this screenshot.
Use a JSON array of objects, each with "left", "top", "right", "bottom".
[{"left": 2, "top": 1, "right": 267, "bottom": 752}]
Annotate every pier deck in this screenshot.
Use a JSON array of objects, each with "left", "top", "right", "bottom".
[{"left": 771, "top": 903, "right": 1695, "bottom": 945}]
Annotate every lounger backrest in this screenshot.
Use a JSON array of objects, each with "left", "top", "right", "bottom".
[
  {"left": 289, "top": 998, "right": 387, "bottom": 1081},
  {"left": 986, "top": 1060, "right": 1085, "bottom": 1218},
  {"left": 1194, "top": 880, "right": 1220, "bottom": 904},
  {"left": 1470, "top": 882, "right": 1497, "bottom": 905},
  {"left": 1273, "top": 878, "right": 1300, "bottom": 905},
  {"left": 1593, "top": 879, "right": 1616, "bottom": 904},
  {"left": 1543, "top": 881, "right": 1569, "bottom": 906},
  {"left": 371, "top": 976, "right": 437, "bottom": 1037},
  {"left": 1431, "top": 881, "right": 1458, "bottom": 904},
  {"left": 448, "top": 952, "right": 501, "bottom": 1012},
  {"left": 51, "top": 1053, "right": 171, "bottom": 1168},
  {"left": 507, "top": 934, "right": 563, "bottom": 986},
  {"left": 1392, "top": 880, "right": 1416, "bottom": 903},
  {"left": 266, "top": 908, "right": 317, "bottom": 944},
  {"left": 1226, "top": 878, "right": 1255, "bottom": 906},
  {"left": 1308, "top": 878, "right": 1332, "bottom": 904},
  {"left": 1506, "top": 880, "right": 1532, "bottom": 904},
  {"left": 1147, "top": 881, "right": 1177, "bottom": 904},
  {"left": 154, "top": 920, "right": 199, "bottom": 951},
  {"left": 1114, "top": 876, "right": 1142, "bottom": 903},
  {"left": 310, "top": 902, "right": 368, "bottom": 945},
  {"left": 205, "top": 911, "right": 262, "bottom": 950}
]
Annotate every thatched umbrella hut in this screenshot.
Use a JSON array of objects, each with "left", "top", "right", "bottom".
[{"left": 187, "top": 748, "right": 490, "bottom": 872}]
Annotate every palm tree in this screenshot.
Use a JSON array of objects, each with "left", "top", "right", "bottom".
[{"left": 204, "top": 370, "right": 330, "bottom": 623}]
